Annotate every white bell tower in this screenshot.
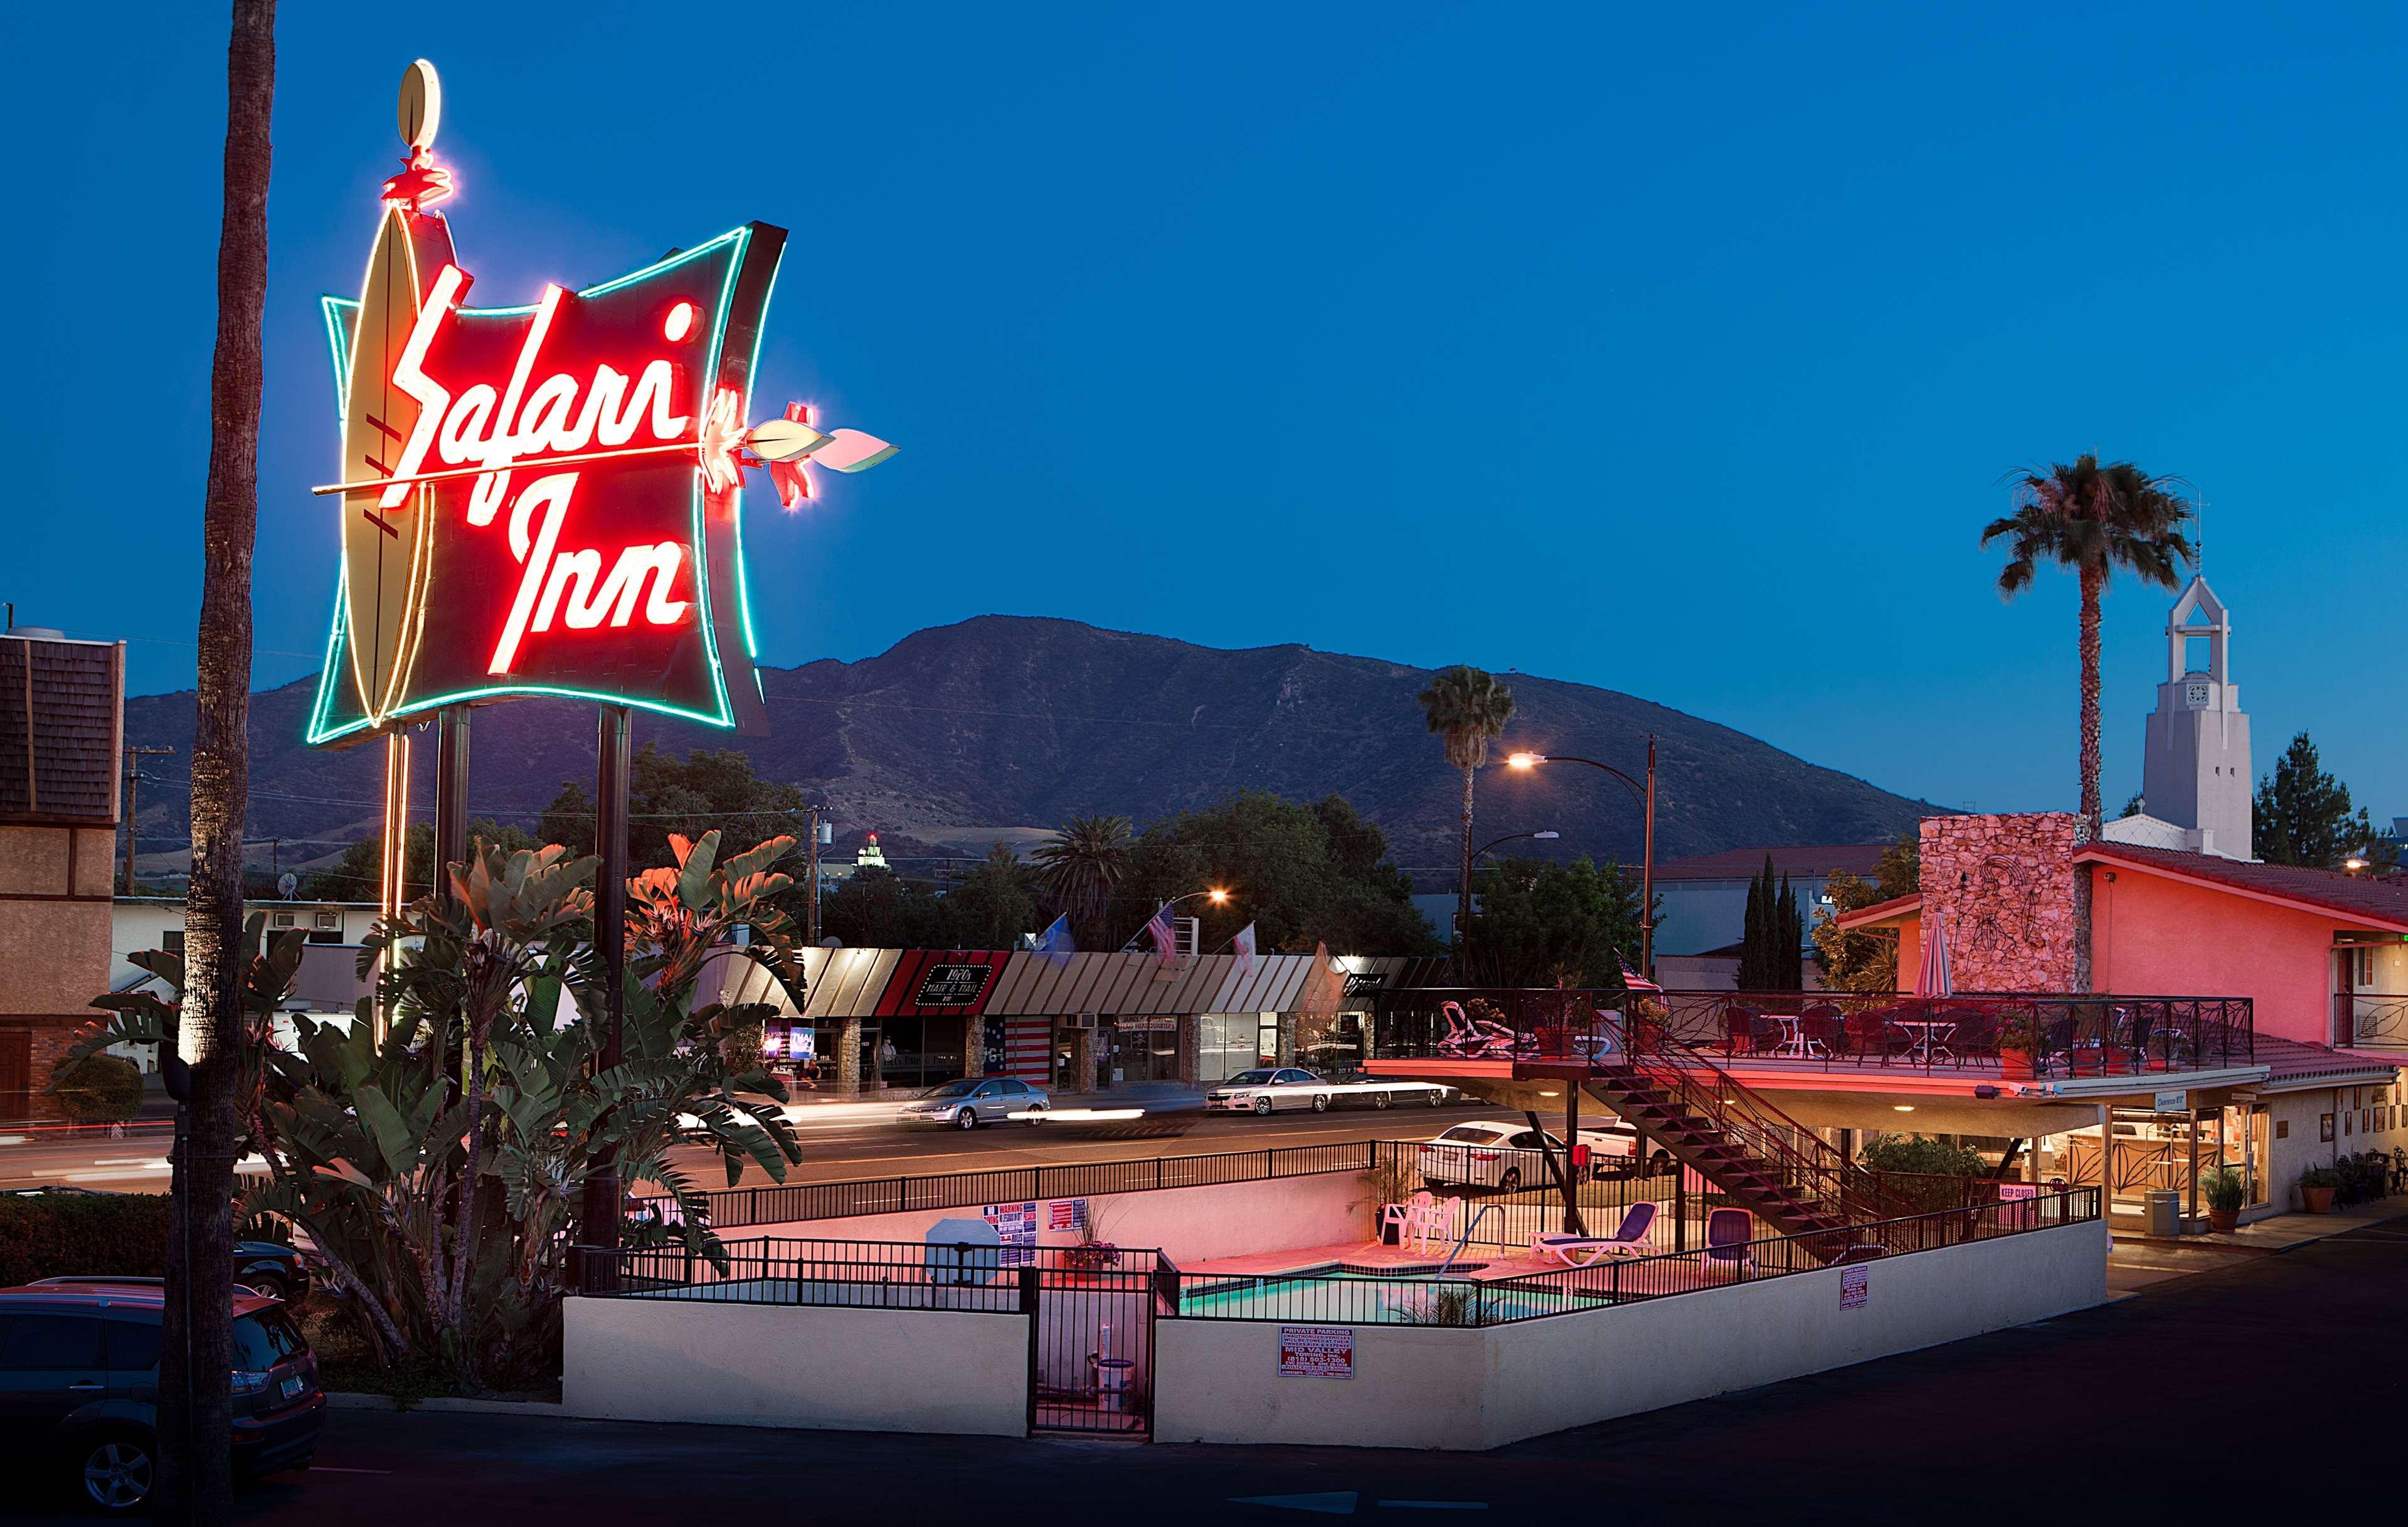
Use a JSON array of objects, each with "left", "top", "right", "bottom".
[{"left": 2139, "top": 576, "right": 2251, "bottom": 859}]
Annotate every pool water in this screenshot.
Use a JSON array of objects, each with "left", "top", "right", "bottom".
[{"left": 1177, "top": 1264, "right": 1574, "bottom": 1324}]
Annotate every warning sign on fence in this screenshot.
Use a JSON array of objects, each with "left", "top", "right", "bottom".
[
  {"left": 1840, "top": 1265, "right": 1870, "bottom": 1310},
  {"left": 984, "top": 1202, "right": 1038, "bottom": 1266},
  {"left": 1279, "top": 1325, "right": 1355, "bottom": 1379}
]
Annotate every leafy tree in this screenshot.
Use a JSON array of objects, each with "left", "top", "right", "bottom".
[
  {"left": 50, "top": 1055, "right": 145, "bottom": 1125},
  {"left": 1030, "top": 814, "right": 1133, "bottom": 947},
  {"left": 2256, "top": 732, "right": 2395, "bottom": 871},
  {"left": 1460, "top": 856, "right": 1645, "bottom": 987},
  {"left": 1418, "top": 666, "right": 1515, "bottom": 951},
  {"left": 58, "top": 836, "right": 805, "bottom": 1394},
  {"left": 941, "top": 844, "right": 1042, "bottom": 949},
  {"left": 537, "top": 745, "right": 811, "bottom": 870},
  {"left": 1985, "top": 454, "right": 2195, "bottom": 990},
  {"left": 1736, "top": 855, "right": 1804, "bottom": 991},
  {"left": 1810, "top": 831, "right": 1920, "bottom": 992},
  {"left": 820, "top": 866, "right": 948, "bottom": 949},
  {"left": 1121, "top": 790, "right": 1440, "bottom": 955},
  {"left": 302, "top": 818, "right": 537, "bottom": 903}
]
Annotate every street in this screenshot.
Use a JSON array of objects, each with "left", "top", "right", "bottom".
[
  {"left": 0, "top": 1102, "right": 1505, "bottom": 1194},
  {"left": 9, "top": 1213, "right": 2399, "bottom": 1524}
]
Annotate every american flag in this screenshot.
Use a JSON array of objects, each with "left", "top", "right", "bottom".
[
  {"left": 1232, "top": 921, "right": 1258, "bottom": 974},
  {"left": 1618, "top": 954, "right": 1660, "bottom": 994},
  {"left": 1144, "top": 904, "right": 1177, "bottom": 966}
]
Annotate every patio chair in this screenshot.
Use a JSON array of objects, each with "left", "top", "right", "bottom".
[
  {"left": 2035, "top": 1016, "right": 2077, "bottom": 1077},
  {"left": 1703, "top": 1208, "right": 1756, "bottom": 1277},
  {"left": 1799, "top": 1004, "right": 1843, "bottom": 1059},
  {"left": 1723, "top": 1004, "right": 1761, "bottom": 1056},
  {"left": 1844, "top": 1010, "right": 1901, "bottom": 1065},
  {"left": 1532, "top": 1202, "right": 1657, "bottom": 1267},
  {"left": 1749, "top": 1011, "right": 1786, "bottom": 1055},
  {"left": 1381, "top": 1189, "right": 1436, "bottom": 1250}
]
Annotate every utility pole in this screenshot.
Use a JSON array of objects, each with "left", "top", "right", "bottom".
[
  {"left": 121, "top": 745, "right": 174, "bottom": 895},
  {"left": 805, "top": 804, "right": 828, "bottom": 945}
]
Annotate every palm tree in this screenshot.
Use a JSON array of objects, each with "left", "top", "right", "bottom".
[
  {"left": 159, "top": 4, "right": 275, "bottom": 1519},
  {"left": 1418, "top": 666, "right": 1516, "bottom": 954},
  {"left": 1031, "top": 814, "right": 1133, "bottom": 947},
  {"left": 1984, "top": 453, "right": 2194, "bottom": 989}
]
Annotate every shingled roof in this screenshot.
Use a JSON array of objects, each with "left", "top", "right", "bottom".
[
  {"left": 0, "top": 634, "right": 122, "bottom": 826},
  {"left": 2076, "top": 843, "right": 2408, "bottom": 932}
]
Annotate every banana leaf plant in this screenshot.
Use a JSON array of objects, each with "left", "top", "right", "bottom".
[{"left": 57, "top": 833, "right": 808, "bottom": 1393}]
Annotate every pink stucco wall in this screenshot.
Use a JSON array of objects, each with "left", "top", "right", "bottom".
[{"left": 2093, "top": 868, "right": 2337, "bottom": 1045}]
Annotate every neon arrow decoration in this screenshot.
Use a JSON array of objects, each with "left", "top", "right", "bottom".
[{"left": 308, "top": 60, "right": 894, "bottom": 747}]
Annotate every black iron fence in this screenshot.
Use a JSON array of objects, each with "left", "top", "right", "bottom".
[
  {"left": 1170, "top": 1185, "right": 2101, "bottom": 1327},
  {"left": 1371, "top": 987, "right": 2254, "bottom": 1076},
  {"left": 637, "top": 1140, "right": 1379, "bottom": 1230}
]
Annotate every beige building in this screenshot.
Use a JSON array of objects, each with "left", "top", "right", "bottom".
[{"left": 0, "top": 630, "right": 125, "bottom": 1121}]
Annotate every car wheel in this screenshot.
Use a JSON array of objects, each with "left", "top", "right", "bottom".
[
  {"left": 1253, "top": 1097, "right": 1273, "bottom": 1116},
  {"left": 1311, "top": 1094, "right": 1330, "bottom": 1113},
  {"left": 1651, "top": 1151, "right": 1673, "bottom": 1177},
  {"left": 957, "top": 1109, "right": 979, "bottom": 1131},
  {"left": 240, "top": 1274, "right": 289, "bottom": 1302},
  {"left": 1497, "top": 1168, "right": 1522, "bottom": 1194},
  {"left": 1372, "top": 1092, "right": 1391, "bottom": 1110},
  {"left": 76, "top": 1430, "right": 155, "bottom": 1514},
  {"left": 1427, "top": 1088, "right": 1446, "bottom": 1106},
  {"left": 1024, "top": 1103, "right": 1049, "bottom": 1127}
]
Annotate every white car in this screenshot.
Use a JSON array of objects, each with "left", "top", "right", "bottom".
[
  {"left": 1206, "top": 1068, "right": 1454, "bottom": 1115},
  {"left": 1416, "top": 1119, "right": 1666, "bottom": 1191},
  {"left": 898, "top": 1076, "right": 1051, "bottom": 1129}
]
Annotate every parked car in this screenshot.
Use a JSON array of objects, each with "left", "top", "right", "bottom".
[
  {"left": 898, "top": 1076, "right": 1051, "bottom": 1129},
  {"left": 1416, "top": 1119, "right": 1668, "bottom": 1191},
  {"left": 1206, "top": 1068, "right": 1454, "bottom": 1115},
  {"left": 0, "top": 1280, "right": 325, "bottom": 1512}
]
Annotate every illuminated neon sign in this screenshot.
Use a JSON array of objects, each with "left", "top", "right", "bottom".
[{"left": 309, "top": 60, "right": 892, "bottom": 744}]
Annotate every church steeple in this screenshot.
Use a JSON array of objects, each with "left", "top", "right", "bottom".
[{"left": 2136, "top": 575, "right": 2252, "bottom": 859}]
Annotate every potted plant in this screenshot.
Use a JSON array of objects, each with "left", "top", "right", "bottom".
[
  {"left": 2202, "top": 1166, "right": 2245, "bottom": 1235},
  {"left": 2298, "top": 1164, "right": 2341, "bottom": 1214},
  {"left": 1995, "top": 1012, "right": 2042, "bottom": 1081}
]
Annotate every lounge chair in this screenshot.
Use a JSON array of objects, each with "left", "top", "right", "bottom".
[
  {"left": 1532, "top": 1201, "right": 1657, "bottom": 1267},
  {"left": 1703, "top": 1208, "right": 1756, "bottom": 1277}
]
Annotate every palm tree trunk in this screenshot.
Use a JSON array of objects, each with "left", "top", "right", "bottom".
[
  {"left": 1456, "top": 764, "right": 1476, "bottom": 955},
  {"left": 159, "top": 7, "right": 273, "bottom": 1523},
  {"left": 2072, "top": 561, "right": 2104, "bottom": 993}
]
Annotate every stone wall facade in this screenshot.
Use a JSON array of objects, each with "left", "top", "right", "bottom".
[{"left": 1919, "top": 813, "right": 2079, "bottom": 992}]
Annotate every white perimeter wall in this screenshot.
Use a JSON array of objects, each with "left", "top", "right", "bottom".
[
  {"left": 741, "top": 1169, "right": 1372, "bottom": 1265},
  {"left": 565, "top": 1296, "right": 1027, "bottom": 1437},
  {"left": 1157, "top": 1218, "right": 2108, "bottom": 1450}
]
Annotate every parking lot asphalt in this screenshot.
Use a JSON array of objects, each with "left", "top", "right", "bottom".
[{"left": 11, "top": 1213, "right": 2402, "bottom": 1525}]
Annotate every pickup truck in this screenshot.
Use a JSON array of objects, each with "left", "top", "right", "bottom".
[{"left": 1206, "top": 1067, "right": 1455, "bottom": 1115}]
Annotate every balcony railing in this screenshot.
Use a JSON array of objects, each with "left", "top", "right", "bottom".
[
  {"left": 1370, "top": 987, "right": 2254, "bottom": 1077},
  {"left": 2339, "top": 993, "right": 2408, "bottom": 1049}
]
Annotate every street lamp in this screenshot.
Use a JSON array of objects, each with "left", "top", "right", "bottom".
[
  {"left": 1474, "top": 829, "right": 1560, "bottom": 862},
  {"left": 1504, "top": 741, "right": 1658, "bottom": 979},
  {"left": 1120, "top": 888, "right": 1229, "bottom": 950}
]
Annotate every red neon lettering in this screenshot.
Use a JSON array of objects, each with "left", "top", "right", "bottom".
[{"left": 488, "top": 471, "right": 689, "bottom": 675}]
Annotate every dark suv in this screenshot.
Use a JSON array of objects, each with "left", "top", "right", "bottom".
[{"left": 0, "top": 1280, "right": 326, "bottom": 1513}]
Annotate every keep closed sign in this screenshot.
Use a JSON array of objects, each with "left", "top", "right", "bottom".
[{"left": 1279, "top": 1325, "right": 1355, "bottom": 1378}]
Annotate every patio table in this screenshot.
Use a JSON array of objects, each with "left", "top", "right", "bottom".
[{"left": 1892, "top": 1018, "right": 1958, "bottom": 1065}]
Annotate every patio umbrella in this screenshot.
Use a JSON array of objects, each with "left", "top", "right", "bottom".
[{"left": 1913, "top": 908, "right": 1953, "bottom": 999}]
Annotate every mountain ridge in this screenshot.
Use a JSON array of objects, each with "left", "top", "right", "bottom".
[{"left": 120, "top": 615, "right": 1936, "bottom": 875}]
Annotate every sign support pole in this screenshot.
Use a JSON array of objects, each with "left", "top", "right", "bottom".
[
  {"left": 578, "top": 706, "right": 632, "bottom": 1262},
  {"left": 433, "top": 705, "right": 470, "bottom": 901}
]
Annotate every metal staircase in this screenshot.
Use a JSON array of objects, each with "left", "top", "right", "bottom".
[{"left": 1580, "top": 1011, "right": 1912, "bottom": 1262}]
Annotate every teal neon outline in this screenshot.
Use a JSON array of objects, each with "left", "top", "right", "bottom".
[
  {"left": 731, "top": 235, "right": 787, "bottom": 666},
  {"left": 305, "top": 230, "right": 765, "bottom": 743}
]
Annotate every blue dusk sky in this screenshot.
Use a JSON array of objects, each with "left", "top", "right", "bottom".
[{"left": 12, "top": 3, "right": 2408, "bottom": 819}]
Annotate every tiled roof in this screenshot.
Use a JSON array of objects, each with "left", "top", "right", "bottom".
[
  {"left": 2254, "top": 1035, "right": 2400, "bottom": 1085},
  {"left": 0, "top": 635, "right": 121, "bottom": 826},
  {"left": 2077, "top": 843, "right": 2408, "bottom": 930},
  {"left": 1653, "top": 844, "right": 1892, "bottom": 882}
]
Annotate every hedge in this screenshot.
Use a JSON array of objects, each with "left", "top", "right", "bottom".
[
  {"left": 0, "top": 1192, "right": 171, "bottom": 1287},
  {"left": 51, "top": 1055, "right": 146, "bottom": 1124}
]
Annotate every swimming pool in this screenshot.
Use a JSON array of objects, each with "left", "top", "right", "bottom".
[{"left": 1176, "top": 1264, "right": 1579, "bottom": 1324}]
